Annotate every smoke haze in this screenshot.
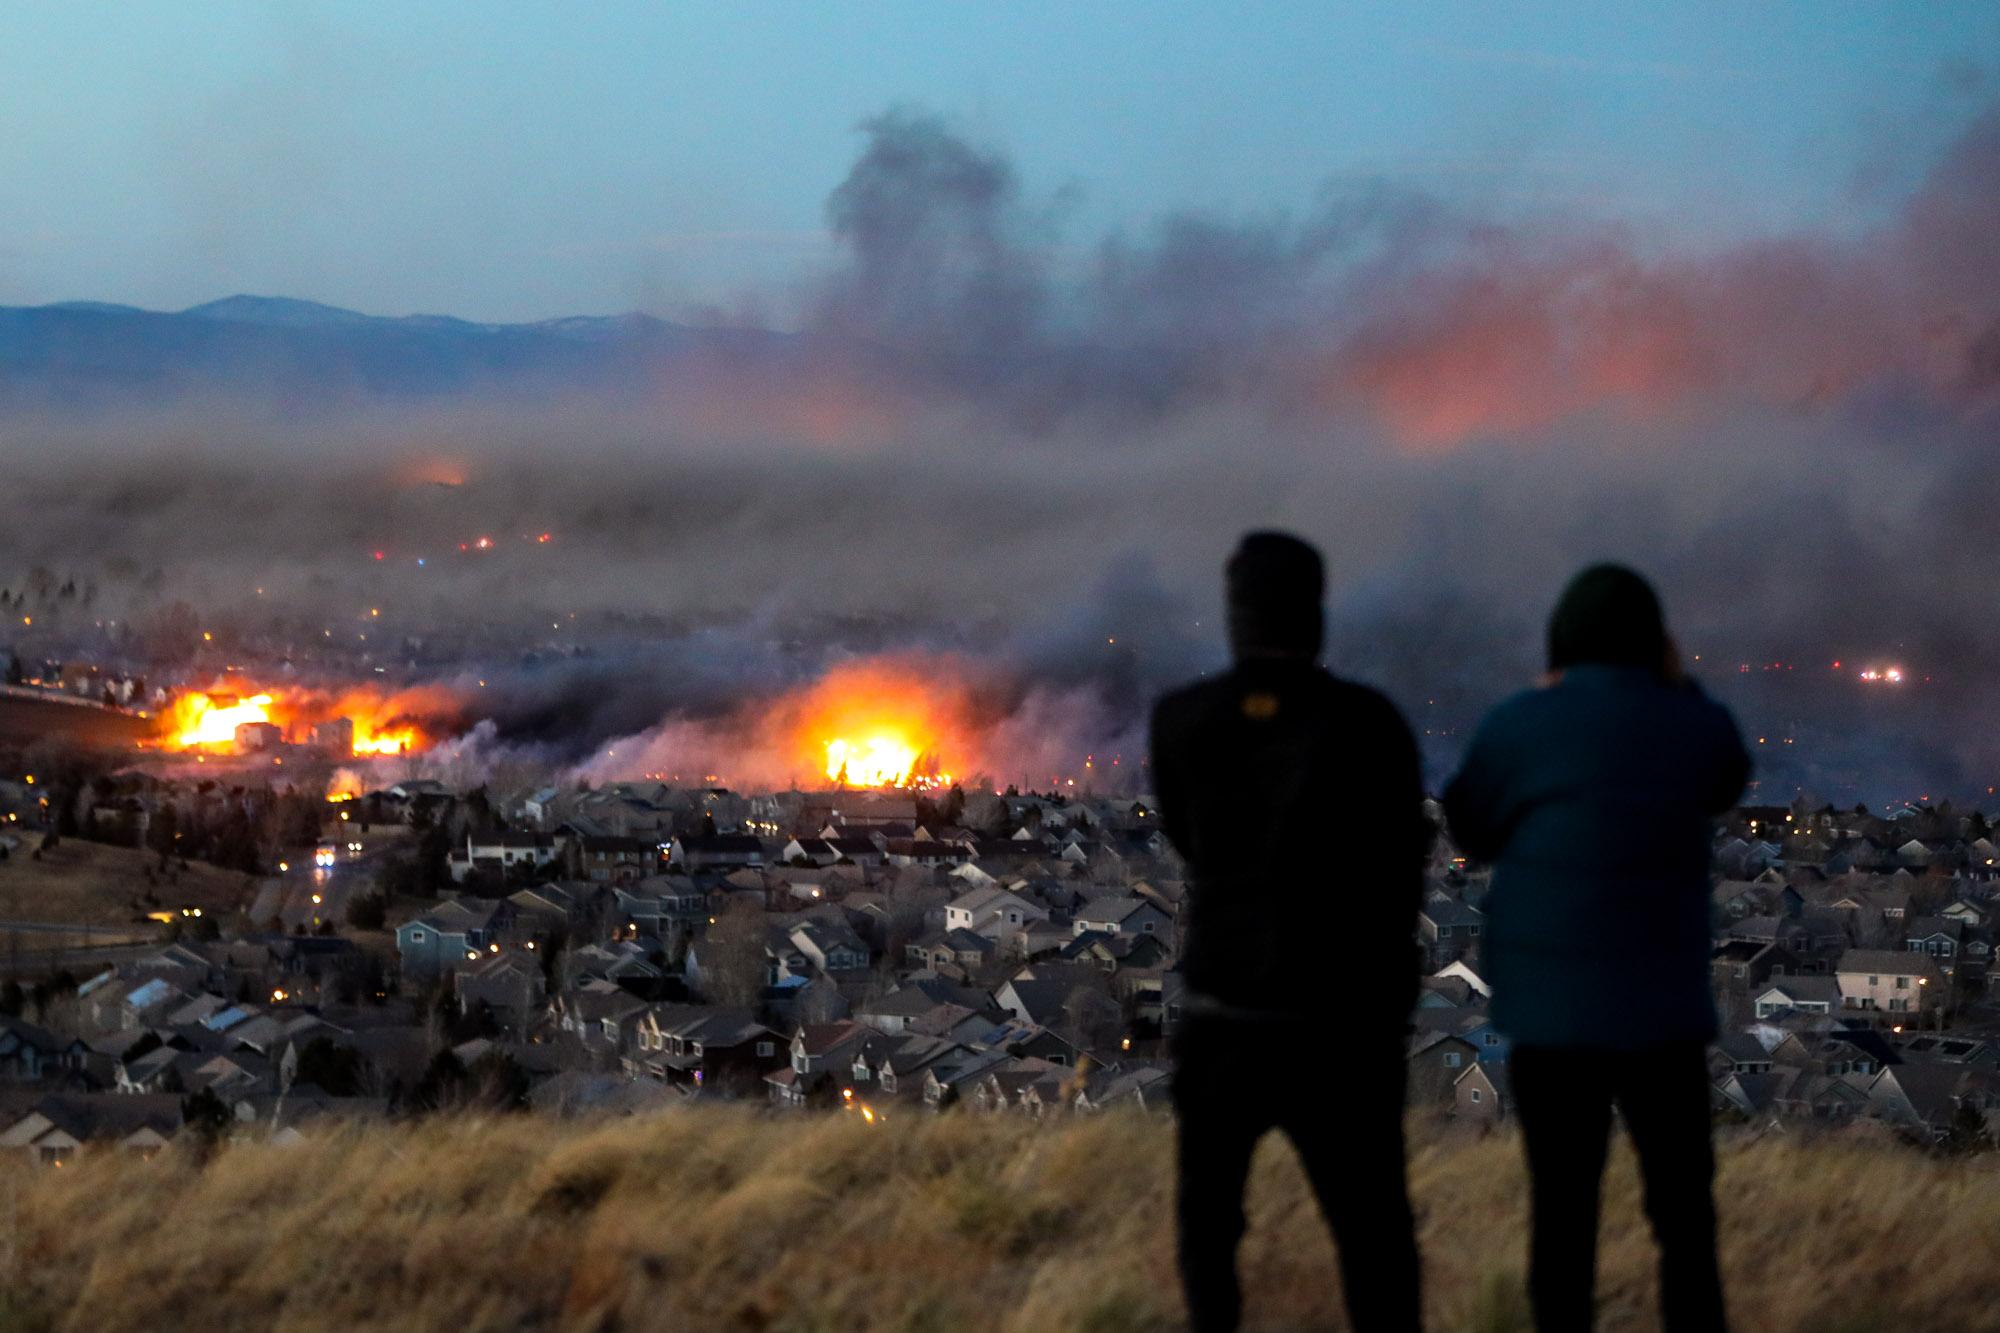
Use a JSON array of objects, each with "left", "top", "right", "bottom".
[{"left": 4, "top": 105, "right": 1999, "bottom": 804}]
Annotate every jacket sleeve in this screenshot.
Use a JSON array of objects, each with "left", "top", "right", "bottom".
[
  {"left": 1442, "top": 708, "right": 1513, "bottom": 864},
  {"left": 1382, "top": 697, "right": 1431, "bottom": 919},
  {"left": 1148, "top": 696, "right": 1196, "bottom": 866},
  {"left": 1704, "top": 695, "right": 1754, "bottom": 815}
]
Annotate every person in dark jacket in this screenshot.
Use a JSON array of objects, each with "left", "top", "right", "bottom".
[
  {"left": 1443, "top": 563, "right": 1751, "bottom": 1333},
  {"left": 1151, "top": 531, "right": 1428, "bottom": 1333}
]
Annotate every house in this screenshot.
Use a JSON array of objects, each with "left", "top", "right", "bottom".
[
  {"left": 1070, "top": 896, "right": 1172, "bottom": 941},
  {"left": 849, "top": 1032, "right": 972, "bottom": 1104},
  {"left": 1453, "top": 1061, "right": 1510, "bottom": 1123},
  {"left": 554, "top": 979, "right": 651, "bottom": 1056},
  {"left": 920, "top": 1047, "right": 1017, "bottom": 1110},
  {"left": 670, "top": 833, "right": 766, "bottom": 872},
  {"left": 1752, "top": 975, "right": 1841, "bottom": 1019},
  {"left": 1867, "top": 1063, "right": 1969, "bottom": 1140},
  {"left": 0, "top": 1017, "right": 88, "bottom": 1081},
  {"left": 1418, "top": 897, "right": 1485, "bottom": 962},
  {"left": 767, "top": 1021, "right": 875, "bottom": 1109},
  {"left": 1715, "top": 1068, "right": 1794, "bottom": 1120},
  {"left": 447, "top": 831, "right": 564, "bottom": 883},
  {"left": 454, "top": 952, "right": 548, "bottom": 1032},
  {"left": 993, "top": 977, "right": 1086, "bottom": 1030},
  {"left": 1431, "top": 960, "right": 1492, "bottom": 999},
  {"left": 396, "top": 898, "right": 517, "bottom": 978},
  {"left": 781, "top": 837, "right": 842, "bottom": 867},
  {"left": 631, "top": 1005, "right": 782, "bottom": 1096},
  {"left": 1903, "top": 916, "right": 1964, "bottom": 961},
  {"left": 1714, "top": 1032, "right": 1774, "bottom": 1076},
  {"left": 1712, "top": 940, "right": 1799, "bottom": 991},
  {"left": 1411, "top": 1006, "right": 1510, "bottom": 1063},
  {"left": 787, "top": 920, "right": 871, "bottom": 975},
  {"left": 904, "top": 928, "right": 997, "bottom": 974},
  {"left": 1408, "top": 1030, "right": 1480, "bottom": 1104},
  {"left": 0, "top": 1094, "right": 185, "bottom": 1165},
  {"left": 833, "top": 796, "right": 920, "bottom": 830},
  {"left": 569, "top": 834, "right": 657, "bottom": 884},
  {"left": 884, "top": 838, "right": 973, "bottom": 868},
  {"left": 943, "top": 886, "right": 1049, "bottom": 943},
  {"left": 614, "top": 877, "right": 711, "bottom": 935},
  {"left": 1835, "top": 949, "right": 1942, "bottom": 1016}
]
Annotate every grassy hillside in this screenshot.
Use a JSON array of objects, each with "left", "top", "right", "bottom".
[
  {"left": 0, "top": 838, "right": 255, "bottom": 932},
  {"left": 4, "top": 1111, "right": 1997, "bottom": 1332}
]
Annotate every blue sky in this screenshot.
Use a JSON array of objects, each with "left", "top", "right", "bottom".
[{"left": 1, "top": 2, "right": 1994, "bottom": 322}]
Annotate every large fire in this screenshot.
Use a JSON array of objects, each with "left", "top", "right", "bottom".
[
  {"left": 155, "top": 683, "right": 433, "bottom": 758},
  {"left": 168, "top": 692, "right": 277, "bottom": 748},
  {"left": 826, "top": 734, "right": 941, "bottom": 789},
  {"left": 793, "top": 660, "right": 964, "bottom": 790}
]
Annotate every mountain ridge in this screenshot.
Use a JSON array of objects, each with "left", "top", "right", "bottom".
[{"left": 0, "top": 293, "right": 804, "bottom": 408}]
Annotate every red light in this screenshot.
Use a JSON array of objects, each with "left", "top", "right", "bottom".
[
  {"left": 372, "top": 550, "right": 385, "bottom": 561},
  {"left": 537, "top": 532, "right": 552, "bottom": 544},
  {"left": 1832, "top": 660, "right": 1841, "bottom": 669}
]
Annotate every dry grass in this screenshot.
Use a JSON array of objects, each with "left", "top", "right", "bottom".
[
  {"left": 3, "top": 1111, "right": 1997, "bottom": 1332},
  {"left": 0, "top": 839, "right": 254, "bottom": 932}
]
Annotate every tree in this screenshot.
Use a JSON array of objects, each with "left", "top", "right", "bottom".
[
  {"left": 697, "top": 898, "right": 771, "bottom": 1007},
  {"left": 180, "top": 1086, "right": 233, "bottom": 1156},
  {"left": 0, "top": 979, "right": 23, "bottom": 1017},
  {"left": 1945, "top": 1101, "right": 1993, "bottom": 1155},
  {"left": 414, "top": 818, "right": 453, "bottom": 896},
  {"left": 167, "top": 913, "right": 220, "bottom": 944},
  {"left": 294, "top": 1036, "right": 364, "bottom": 1096},
  {"left": 3, "top": 653, "right": 22, "bottom": 686},
  {"left": 1062, "top": 983, "right": 1124, "bottom": 1055},
  {"left": 409, "top": 1047, "right": 531, "bottom": 1115},
  {"left": 345, "top": 892, "right": 388, "bottom": 931},
  {"left": 147, "top": 802, "right": 180, "bottom": 870},
  {"left": 448, "top": 997, "right": 500, "bottom": 1044}
]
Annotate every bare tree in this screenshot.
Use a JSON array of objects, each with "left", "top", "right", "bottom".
[{"left": 697, "top": 898, "right": 771, "bottom": 1007}]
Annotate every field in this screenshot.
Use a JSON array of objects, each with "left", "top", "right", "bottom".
[
  {"left": 0, "top": 838, "right": 258, "bottom": 935},
  {"left": 3, "top": 1109, "right": 1997, "bottom": 1332},
  {"left": 0, "top": 692, "right": 152, "bottom": 751}
]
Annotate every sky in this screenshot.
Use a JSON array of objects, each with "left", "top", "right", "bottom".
[
  {"left": 5, "top": 5, "right": 2000, "bottom": 805},
  {"left": 1, "top": 2, "right": 1996, "bottom": 323}
]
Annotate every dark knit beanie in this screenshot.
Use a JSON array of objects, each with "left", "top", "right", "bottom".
[
  {"left": 1547, "top": 563, "right": 1668, "bottom": 672},
  {"left": 1226, "top": 531, "right": 1324, "bottom": 661}
]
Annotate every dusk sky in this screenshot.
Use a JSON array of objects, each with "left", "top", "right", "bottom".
[{"left": 3, "top": 3, "right": 1996, "bottom": 322}]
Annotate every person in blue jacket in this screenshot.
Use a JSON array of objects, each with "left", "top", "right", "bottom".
[{"left": 1444, "top": 563, "right": 1750, "bottom": 1333}]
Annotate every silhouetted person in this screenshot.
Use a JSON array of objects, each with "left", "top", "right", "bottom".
[
  {"left": 1151, "top": 531, "right": 1427, "bottom": 1333},
  {"left": 1443, "top": 564, "right": 1750, "bottom": 1333}
]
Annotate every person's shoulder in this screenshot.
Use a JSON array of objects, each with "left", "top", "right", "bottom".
[
  {"left": 1479, "top": 684, "right": 1551, "bottom": 730},
  {"left": 1151, "top": 675, "right": 1232, "bottom": 727},
  {"left": 1676, "top": 679, "right": 1747, "bottom": 737}
]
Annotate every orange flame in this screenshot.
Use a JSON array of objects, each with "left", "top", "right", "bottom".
[
  {"left": 166, "top": 692, "right": 276, "bottom": 748},
  {"left": 155, "top": 684, "right": 435, "bottom": 757},
  {"left": 792, "top": 660, "right": 963, "bottom": 791}
]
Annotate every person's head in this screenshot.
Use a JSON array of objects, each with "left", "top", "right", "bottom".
[
  {"left": 1226, "top": 530, "right": 1324, "bottom": 662},
  {"left": 1546, "top": 563, "right": 1670, "bottom": 674}
]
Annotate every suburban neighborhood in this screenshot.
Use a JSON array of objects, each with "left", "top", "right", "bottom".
[{"left": 5, "top": 768, "right": 2000, "bottom": 1165}]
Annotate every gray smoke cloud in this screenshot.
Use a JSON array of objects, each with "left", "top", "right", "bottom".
[{"left": 3, "top": 105, "right": 1999, "bottom": 803}]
